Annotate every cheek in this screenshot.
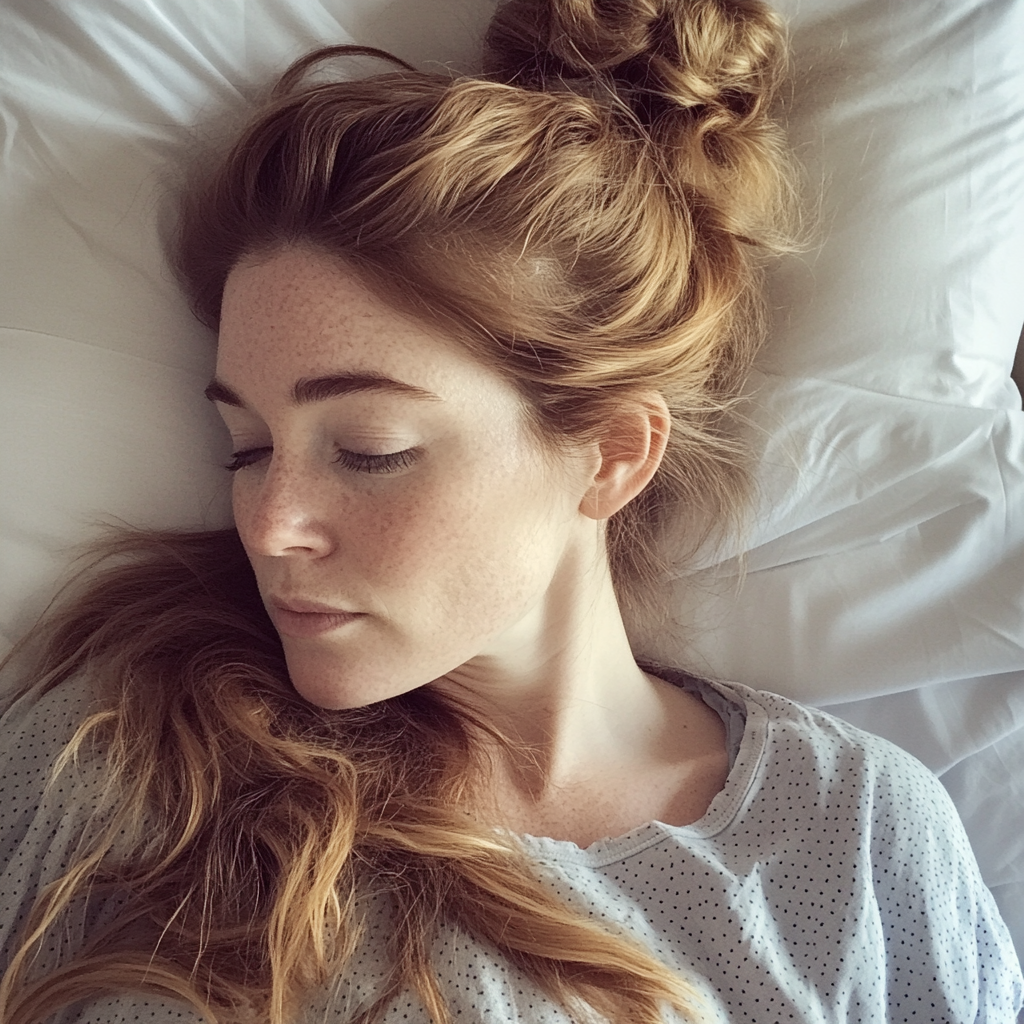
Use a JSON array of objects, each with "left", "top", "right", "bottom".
[
  {"left": 341, "top": 482, "right": 489, "bottom": 590},
  {"left": 229, "top": 476, "right": 259, "bottom": 550},
  {"left": 349, "top": 463, "right": 567, "bottom": 621}
]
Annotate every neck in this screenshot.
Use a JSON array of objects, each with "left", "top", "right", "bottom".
[{"left": 433, "top": 541, "right": 712, "bottom": 812}]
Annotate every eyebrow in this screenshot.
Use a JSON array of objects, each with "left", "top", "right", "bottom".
[{"left": 203, "top": 372, "right": 441, "bottom": 408}]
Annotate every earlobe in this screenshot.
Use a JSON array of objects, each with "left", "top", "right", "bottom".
[{"left": 579, "top": 396, "right": 671, "bottom": 521}]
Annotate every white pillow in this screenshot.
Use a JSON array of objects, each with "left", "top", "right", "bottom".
[
  {"left": 633, "top": 0, "right": 1024, "bottom": 701},
  {"left": 1, "top": 0, "right": 1022, "bottom": 955}
]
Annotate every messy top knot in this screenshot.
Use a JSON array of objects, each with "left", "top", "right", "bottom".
[
  {"left": 486, "top": 0, "right": 785, "bottom": 113},
  {"left": 485, "top": 0, "right": 793, "bottom": 242}
]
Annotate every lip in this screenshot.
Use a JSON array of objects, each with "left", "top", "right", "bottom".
[
  {"left": 271, "top": 596, "right": 354, "bottom": 615},
  {"left": 267, "top": 597, "right": 365, "bottom": 639}
]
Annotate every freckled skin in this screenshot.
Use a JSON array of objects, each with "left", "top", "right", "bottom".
[
  {"left": 214, "top": 247, "right": 732, "bottom": 842},
  {"left": 215, "top": 247, "right": 597, "bottom": 710}
]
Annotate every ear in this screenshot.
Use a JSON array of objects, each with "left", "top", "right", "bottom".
[{"left": 579, "top": 394, "right": 671, "bottom": 520}]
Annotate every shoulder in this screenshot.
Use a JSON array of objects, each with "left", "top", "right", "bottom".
[
  {"left": 0, "top": 674, "right": 111, "bottom": 843},
  {"left": 0, "top": 674, "right": 110, "bottom": 819},
  {"left": 0, "top": 673, "right": 103, "bottom": 753},
  {"left": 718, "top": 678, "right": 952, "bottom": 811},
  {"left": 653, "top": 669, "right": 967, "bottom": 850},
  {"left": 703, "top": 677, "right": 991, "bottom": 896},
  {"left": 0, "top": 675, "right": 115, "bottom": 969},
  {"left": 655, "top": 668, "right": 935, "bottom": 795},
  {"left": 696, "top": 680, "right": 1023, "bottom": 1017}
]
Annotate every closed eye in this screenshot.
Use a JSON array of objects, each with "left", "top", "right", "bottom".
[
  {"left": 224, "top": 447, "right": 420, "bottom": 474},
  {"left": 334, "top": 448, "right": 420, "bottom": 474},
  {"left": 224, "top": 446, "right": 272, "bottom": 472}
]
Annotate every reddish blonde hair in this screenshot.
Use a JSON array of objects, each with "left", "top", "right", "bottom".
[
  {"left": 179, "top": 0, "right": 797, "bottom": 619},
  {"left": 1, "top": 2, "right": 798, "bottom": 1021}
]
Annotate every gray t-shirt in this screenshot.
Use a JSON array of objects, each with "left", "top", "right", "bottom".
[{"left": 1, "top": 672, "right": 1021, "bottom": 1023}]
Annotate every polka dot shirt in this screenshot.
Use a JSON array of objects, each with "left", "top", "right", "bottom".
[{"left": 2, "top": 675, "right": 1021, "bottom": 1023}]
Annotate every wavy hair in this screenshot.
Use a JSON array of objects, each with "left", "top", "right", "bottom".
[{"left": 0, "top": 1, "right": 799, "bottom": 1021}]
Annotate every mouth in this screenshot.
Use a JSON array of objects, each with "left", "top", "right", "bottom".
[{"left": 267, "top": 597, "right": 365, "bottom": 639}]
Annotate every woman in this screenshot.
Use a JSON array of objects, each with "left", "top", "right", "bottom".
[{"left": 0, "top": 0, "right": 1020, "bottom": 1021}]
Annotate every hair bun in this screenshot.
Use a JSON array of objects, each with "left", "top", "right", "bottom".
[
  {"left": 485, "top": 0, "right": 794, "bottom": 245},
  {"left": 485, "top": 0, "right": 787, "bottom": 144}
]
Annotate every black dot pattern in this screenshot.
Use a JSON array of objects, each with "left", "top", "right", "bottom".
[{"left": 2, "top": 676, "right": 1021, "bottom": 1022}]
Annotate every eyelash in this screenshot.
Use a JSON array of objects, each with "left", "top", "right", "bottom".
[{"left": 223, "top": 447, "right": 419, "bottom": 474}]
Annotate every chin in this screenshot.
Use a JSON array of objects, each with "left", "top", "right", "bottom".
[{"left": 282, "top": 645, "right": 429, "bottom": 710}]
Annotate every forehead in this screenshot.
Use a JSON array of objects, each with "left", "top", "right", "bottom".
[{"left": 216, "top": 247, "right": 488, "bottom": 397}]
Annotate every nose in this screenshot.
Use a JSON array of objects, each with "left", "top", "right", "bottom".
[{"left": 233, "top": 457, "right": 335, "bottom": 559}]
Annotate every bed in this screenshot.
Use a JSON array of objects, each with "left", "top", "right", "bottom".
[{"left": 1, "top": 0, "right": 1022, "bottom": 974}]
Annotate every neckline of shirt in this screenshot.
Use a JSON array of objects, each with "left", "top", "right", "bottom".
[{"left": 515, "top": 677, "right": 770, "bottom": 868}]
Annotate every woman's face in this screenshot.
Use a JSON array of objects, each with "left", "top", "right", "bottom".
[{"left": 211, "top": 247, "right": 598, "bottom": 709}]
